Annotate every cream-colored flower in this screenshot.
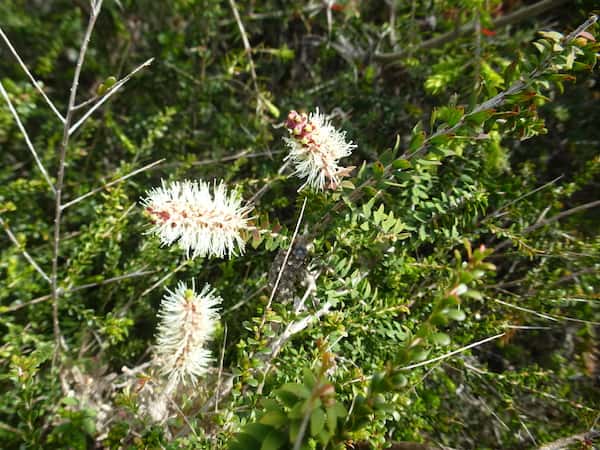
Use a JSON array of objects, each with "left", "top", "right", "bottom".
[
  {"left": 154, "top": 282, "right": 221, "bottom": 389},
  {"left": 142, "top": 179, "right": 252, "bottom": 259},
  {"left": 284, "top": 109, "right": 356, "bottom": 191}
]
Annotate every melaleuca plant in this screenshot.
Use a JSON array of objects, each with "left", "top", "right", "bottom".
[
  {"left": 230, "top": 243, "right": 497, "bottom": 449},
  {"left": 0, "top": 2, "right": 598, "bottom": 449}
]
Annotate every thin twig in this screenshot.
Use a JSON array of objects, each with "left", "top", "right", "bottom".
[
  {"left": 51, "top": 0, "right": 103, "bottom": 366},
  {"left": 0, "top": 79, "right": 56, "bottom": 194},
  {"left": 482, "top": 175, "right": 563, "bottom": 223},
  {"left": 158, "top": 149, "right": 284, "bottom": 170},
  {"left": 492, "top": 298, "right": 600, "bottom": 325},
  {"left": 398, "top": 333, "right": 505, "bottom": 371},
  {"left": 3, "top": 267, "right": 155, "bottom": 313},
  {"left": 68, "top": 57, "right": 154, "bottom": 136},
  {"left": 247, "top": 160, "right": 290, "bottom": 205},
  {"left": 267, "top": 300, "right": 331, "bottom": 362},
  {"left": 293, "top": 405, "right": 312, "bottom": 450},
  {"left": 227, "top": 0, "right": 261, "bottom": 110},
  {"left": 538, "top": 432, "right": 600, "bottom": 450},
  {"left": 61, "top": 159, "right": 164, "bottom": 210},
  {"left": 374, "top": 0, "right": 570, "bottom": 62},
  {"left": 140, "top": 260, "right": 190, "bottom": 297},
  {"left": 0, "top": 215, "right": 51, "bottom": 283},
  {"left": 224, "top": 284, "right": 267, "bottom": 314},
  {"left": 218, "top": 3, "right": 321, "bottom": 25},
  {"left": 494, "top": 199, "right": 600, "bottom": 252},
  {"left": 307, "top": 15, "right": 598, "bottom": 242},
  {"left": 0, "top": 421, "right": 24, "bottom": 437},
  {"left": 0, "top": 26, "right": 66, "bottom": 122},
  {"left": 71, "top": 94, "right": 99, "bottom": 111},
  {"left": 167, "top": 396, "right": 198, "bottom": 438},
  {"left": 257, "top": 196, "right": 308, "bottom": 333},
  {"left": 215, "top": 324, "right": 228, "bottom": 413},
  {"left": 202, "top": 299, "right": 332, "bottom": 414}
]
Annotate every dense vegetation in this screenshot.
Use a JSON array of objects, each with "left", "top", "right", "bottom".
[{"left": 0, "top": 1, "right": 599, "bottom": 449}]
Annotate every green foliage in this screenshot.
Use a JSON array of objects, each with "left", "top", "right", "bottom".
[{"left": 1, "top": 1, "right": 599, "bottom": 449}]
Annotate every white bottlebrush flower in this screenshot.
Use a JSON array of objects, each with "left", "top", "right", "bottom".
[
  {"left": 141, "top": 179, "right": 253, "bottom": 259},
  {"left": 154, "top": 282, "right": 221, "bottom": 389},
  {"left": 284, "top": 109, "right": 356, "bottom": 191}
]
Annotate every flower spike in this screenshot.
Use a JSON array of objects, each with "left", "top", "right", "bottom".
[
  {"left": 142, "top": 179, "right": 253, "bottom": 259},
  {"left": 284, "top": 108, "right": 356, "bottom": 191},
  {"left": 154, "top": 282, "right": 221, "bottom": 389}
]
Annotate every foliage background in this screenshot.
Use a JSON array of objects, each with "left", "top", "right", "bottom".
[{"left": 0, "top": 0, "right": 599, "bottom": 448}]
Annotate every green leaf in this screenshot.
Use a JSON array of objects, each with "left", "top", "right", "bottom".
[
  {"left": 463, "top": 290, "right": 483, "bottom": 300},
  {"left": 303, "top": 368, "right": 316, "bottom": 389},
  {"left": 310, "top": 407, "right": 326, "bottom": 436},
  {"left": 532, "top": 41, "right": 547, "bottom": 54},
  {"left": 260, "top": 96, "right": 280, "bottom": 118},
  {"left": 259, "top": 411, "right": 288, "bottom": 427},
  {"left": 538, "top": 30, "right": 563, "bottom": 42},
  {"left": 409, "top": 122, "right": 425, "bottom": 152},
  {"left": 430, "top": 332, "right": 451, "bottom": 346},
  {"left": 261, "top": 430, "right": 287, "bottom": 450},
  {"left": 244, "top": 424, "right": 275, "bottom": 442},
  {"left": 326, "top": 407, "right": 338, "bottom": 432},
  {"left": 466, "top": 109, "right": 494, "bottom": 126},
  {"left": 446, "top": 309, "right": 466, "bottom": 321},
  {"left": 61, "top": 397, "right": 79, "bottom": 407},
  {"left": 435, "top": 105, "right": 464, "bottom": 127},
  {"left": 229, "top": 433, "right": 261, "bottom": 450}
]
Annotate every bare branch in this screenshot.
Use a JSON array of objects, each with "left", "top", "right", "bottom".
[
  {"left": 538, "top": 431, "right": 599, "bottom": 450},
  {"left": 71, "top": 94, "right": 99, "bottom": 111},
  {"left": 2, "top": 267, "right": 154, "bottom": 313},
  {"left": 52, "top": 0, "right": 104, "bottom": 365},
  {"left": 201, "top": 300, "right": 332, "bottom": 415},
  {"left": 214, "top": 324, "right": 228, "bottom": 413},
  {"left": 0, "top": 26, "right": 66, "bottom": 123},
  {"left": 0, "top": 80, "right": 56, "bottom": 194},
  {"left": 398, "top": 333, "right": 506, "bottom": 371},
  {"left": 494, "top": 199, "right": 600, "bottom": 252},
  {"left": 374, "top": 0, "right": 570, "bottom": 62},
  {"left": 481, "top": 175, "right": 563, "bottom": 222},
  {"left": 492, "top": 298, "right": 600, "bottom": 325},
  {"left": 61, "top": 159, "right": 164, "bottom": 210},
  {"left": 138, "top": 259, "right": 191, "bottom": 299},
  {"left": 565, "top": 14, "right": 598, "bottom": 42},
  {"left": 0, "top": 215, "right": 51, "bottom": 283},
  {"left": 227, "top": 0, "right": 261, "bottom": 110},
  {"left": 267, "top": 301, "right": 332, "bottom": 362},
  {"left": 68, "top": 57, "right": 154, "bottom": 136},
  {"left": 257, "top": 196, "right": 308, "bottom": 333}
]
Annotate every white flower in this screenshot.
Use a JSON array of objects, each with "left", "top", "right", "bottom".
[
  {"left": 142, "top": 179, "right": 252, "bottom": 259},
  {"left": 284, "top": 108, "right": 356, "bottom": 191},
  {"left": 154, "top": 282, "right": 221, "bottom": 389}
]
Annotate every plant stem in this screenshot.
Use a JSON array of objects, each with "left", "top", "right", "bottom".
[{"left": 51, "top": 0, "right": 103, "bottom": 366}]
